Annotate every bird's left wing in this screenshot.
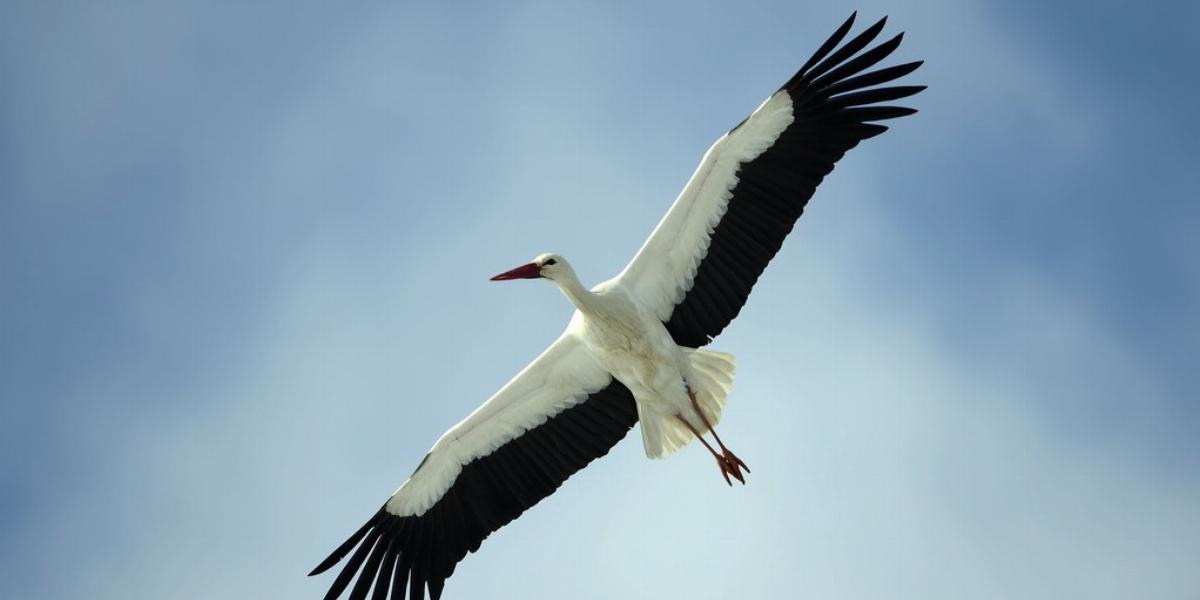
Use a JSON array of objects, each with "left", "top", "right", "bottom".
[
  {"left": 310, "top": 330, "right": 637, "bottom": 600},
  {"left": 612, "top": 13, "right": 924, "bottom": 347}
]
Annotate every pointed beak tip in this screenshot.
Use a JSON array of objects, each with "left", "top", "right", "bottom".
[{"left": 489, "top": 262, "right": 541, "bottom": 281}]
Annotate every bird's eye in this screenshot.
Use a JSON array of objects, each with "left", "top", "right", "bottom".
[{"left": 544, "top": 259, "right": 557, "bottom": 266}]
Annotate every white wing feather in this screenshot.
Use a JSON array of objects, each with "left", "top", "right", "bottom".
[
  {"left": 385, "top": 325, "right": 611, "bottom": 516},
  {"left": 612, "top": 91, "right": 795, "bottom": 322}
]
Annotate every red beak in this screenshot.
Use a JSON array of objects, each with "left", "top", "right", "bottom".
[{"left": 490, "top": 262, "right": 542, "bottom": 281}]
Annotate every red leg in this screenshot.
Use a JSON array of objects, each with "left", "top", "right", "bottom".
[
  {"left": 687, "top": 390, "right": 751, "bottom": 480},
  {"left": 675, "top": 415, "right": 734, "bottom": 486}
]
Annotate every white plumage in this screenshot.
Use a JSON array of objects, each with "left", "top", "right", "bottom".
[
  {"left": 311, "top": 13, "right": 924, "bottom": 600},
  {"left": 616, "top": 90, "right": 796, "bottom": 322},
  {"left": 384, "top": 327, "right": 609, "bottom": 517}
]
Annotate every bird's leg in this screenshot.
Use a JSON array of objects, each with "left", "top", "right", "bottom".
[
  {"left": 688, "top": 390, "right": 750, "bottom": 481},
  {"left": 675, "top": 415, "right": 735, "bottom": 486}
]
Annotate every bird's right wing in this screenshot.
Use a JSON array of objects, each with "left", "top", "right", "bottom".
[
  {"left": 310, "top": 329, "right": 638, "bottom": 600},
  {"left": 612, "top": 13, "right": 923, "bottom": 347}
]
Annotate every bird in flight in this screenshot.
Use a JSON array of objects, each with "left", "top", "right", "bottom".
[{"left": 311, "top": 12, "right": 923, "bottom": 600}]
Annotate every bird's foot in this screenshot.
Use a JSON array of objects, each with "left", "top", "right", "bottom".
[
  {"left": 716, "top": 449, "right": 749, "bottom": 486},
  {"left": 715, "top": 454, "right": 733, "bottom": 486},
  {"left": 724, "top": 448, "right": 750, "bottom": 474}
]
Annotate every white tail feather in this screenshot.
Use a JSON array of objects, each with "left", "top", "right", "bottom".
[{"left": 640, "top": 349, "right": 736, "bottom": 458}]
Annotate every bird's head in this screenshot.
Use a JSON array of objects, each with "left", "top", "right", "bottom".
[{"left": 490, "top": 253, "right": 568, "bottom": 283}]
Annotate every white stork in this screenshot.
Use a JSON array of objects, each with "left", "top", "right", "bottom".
[{"left": 311, "top": 13, "right": 923, "bottom": 599}]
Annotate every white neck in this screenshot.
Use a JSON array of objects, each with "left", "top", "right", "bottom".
[{"left": 550, "top": 265, "right": 594, "bottom": 313}]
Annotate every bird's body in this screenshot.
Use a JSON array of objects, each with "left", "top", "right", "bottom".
[
  {"left": 571, "top": 282, "right": 689, "bottom": 419},
  {"left": 551, "top": 264, "right": 734, "bottom": 458},
  {"left": 311, "top": 13, "right": 924, "bottom": 600}
]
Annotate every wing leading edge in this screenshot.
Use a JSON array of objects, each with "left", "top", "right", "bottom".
[{"left": 615, "top": 13, "right": 924, "bottom": 347}]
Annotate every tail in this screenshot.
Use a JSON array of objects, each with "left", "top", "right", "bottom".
[{"left": 640, "top": 349, "right": 736, "bottom": 459}]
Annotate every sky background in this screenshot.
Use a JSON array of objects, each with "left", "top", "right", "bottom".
[{"left": 2, "top": 1, "right": 1198, "bottom": 598}]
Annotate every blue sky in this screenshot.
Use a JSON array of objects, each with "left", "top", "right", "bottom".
[{"left": 2, "top": 1, "right": 1197, "bottom": 598}]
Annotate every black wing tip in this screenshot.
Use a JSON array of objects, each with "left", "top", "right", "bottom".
[
  {"left": 310, "top": 537, "right": 362, "bottom": 577},
  {"left": 788, "top": 13, "right": 918, "bottom": 95},
  {"left": 795, "top": 17, "right": 926, "bottom": 107},
  {"left": 847, "top": 105, "right": 920, "bottom": 123},
  {"left": 310, "top": 385, "right": 639, "bottom": 599},
  {"left": 904, "top": 59, "right": 925, "bottom": 73},
  {"left": 840, "top": 11, "right": 859, "bottom": 31},
  {"left": 854, "top": 16, "right": 889, "bottom": 49},
  {"left": 309, "top": 509, "right": 388, "bottom": 577},
  {"left": 885, "top": 60, "right": 925, "bottom": 79},
  {"left": 885, "top": 106, "right": 919, "bottom": 119},
  {"left": 842, "top": 10, "right": 858, "bottom": 30},
  {"left": 793, "top": 11, "right": 860, "bottom": 83},
  {"left": 861, "top": 123, "right": 890, "bottom": 139},
  {"left": 429, "top": 577, "right": 446, "bottom": 600}
]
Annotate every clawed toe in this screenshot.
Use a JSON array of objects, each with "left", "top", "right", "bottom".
[
  {"left": 715, "top": 452, "right": 747, "bottom": 485},
  {"left": 724, "top": 449, "right": 750, "bottom": 475},
  {"left": 715, "top": 455, "right": 733, "bottom": 486}
]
